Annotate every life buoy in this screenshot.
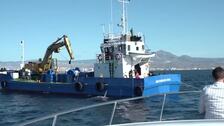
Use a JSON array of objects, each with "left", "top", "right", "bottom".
[
  {"left": 1, "top": 81, "right": 7, "bottom": 89},
  {"left": 115, "top": 53, "right": 121, "bottom": 60},
  {"left": 75, "top": 82, "right": 84, "bottom": 91},
  {"left": 134, "top": 86, "right": 143, "bottom": 96},
  {"left": 98, "top": 55, "right": 103, "bottom": 61},
  {"left": 96, "top": 82, "right": 106, "bottom": 91}
]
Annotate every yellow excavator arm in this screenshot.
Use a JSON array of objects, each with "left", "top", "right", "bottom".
[
  {"left": 24, "top": 35, "right": 74, "bottom": 74},
  {"left": 63, "top": 35, "right": 74, "bottom": 63}
]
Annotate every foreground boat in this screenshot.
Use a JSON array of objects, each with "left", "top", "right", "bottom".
[
  {"left": 17, "top": 91, "right": 224, "bottom": 126},
  {"left": 0, "top": 0, "right": 181, "bottom": 98}
]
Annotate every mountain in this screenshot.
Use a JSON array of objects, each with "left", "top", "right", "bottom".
[
  {"left": 0, "top": 50, "right": 223, "bottom": 70},
  {"left": 151, "top": 50, "right": 224, "bottom": 70},
  {"left": 0, "top": 60, "right": 96, "bottom": 71}
]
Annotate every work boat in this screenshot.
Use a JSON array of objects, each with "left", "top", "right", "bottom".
[
  {"left": 18, "top": 90, "right": 224, "bottom": 126},
  {"left": 0, "top": 0, "right": 180, "bottom": 97}
]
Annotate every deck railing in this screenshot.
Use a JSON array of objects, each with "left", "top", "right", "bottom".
[{"left": 18, "top": 90, "right": 202, "bottom": 126}]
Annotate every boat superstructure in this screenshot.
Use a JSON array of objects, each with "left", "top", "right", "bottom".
[
  {"left": 95, "top": 0, "right": 155, "bottom": 79},
  {"left": 94, "top": 28, "right": 155, "bottom": 78}
]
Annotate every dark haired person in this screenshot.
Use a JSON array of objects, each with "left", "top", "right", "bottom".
[{"left": 199, "top": 67, "right": 224, "bottom": 119}]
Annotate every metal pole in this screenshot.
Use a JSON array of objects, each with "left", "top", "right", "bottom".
[
  {"left": 20, "top": 40, "right": 25, "bottom": 69},
  {"left": 109, "top": 102, "right": 117, "bottom": 125},
  {"left": 122, "top": 0, "right": 125, "bottom": 34},
  {"left": 160, "top": 94, "right": 167, "bottom": 121},
  {"left": 110, "top": 0, "right": 114, "bottom": 35},
  {"left": 52, "top": 115, "right": 58, "bottom": 126}
]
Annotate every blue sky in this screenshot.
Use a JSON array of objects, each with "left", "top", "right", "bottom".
[{"left": 0, "top": 0, "right": 223, "bottom": 61}]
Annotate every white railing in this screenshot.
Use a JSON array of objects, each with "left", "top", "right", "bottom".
[{"left": 18, "top": 90, "right": 202, "bottom": 126}]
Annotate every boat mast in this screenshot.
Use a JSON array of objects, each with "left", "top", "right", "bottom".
[
  {"left": 110, "top": 0, "right": 114, "bottom": 36},
  {"left": 118, "top": 0, "right": 129, "bottom": 35},
  {"left": 20, "top": 40, "right": 25, "bottom": 69}
]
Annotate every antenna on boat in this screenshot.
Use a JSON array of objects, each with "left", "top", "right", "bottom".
[
  {"left": 118, "top": 0, "right": 130, "bottom": 35},
  {"left": 101, "top": 24, "right": 106, "bottom": 36},
  {"left": 20, "top": 40, "right": 25, "bottom": 69},
  {"left": 110, "top": 0, "right": 114, "bottom": 37}
]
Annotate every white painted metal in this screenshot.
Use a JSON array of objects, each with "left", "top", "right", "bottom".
[
  {"left": 20, "top": 40, "right": 25, "bottom": 69},
  {"left": 18, "top": 91, "right": 207, "bottom": 126},
  {"left": 109, "top": 119, "right": 224, "bottom": 126},
  {"left": 12, "top": 72, "right": 19, "bottom": 79},
  {"left": 109, "top": 102, "right": 118, "bottom": 125}
]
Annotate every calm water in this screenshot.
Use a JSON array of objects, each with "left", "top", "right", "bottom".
[{"left": 0, "top": 70, "right": 213, "bottom": 126}]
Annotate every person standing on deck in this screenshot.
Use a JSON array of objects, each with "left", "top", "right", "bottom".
[{"left": 199, "top": 67, "right": 224, "bottom": 119}]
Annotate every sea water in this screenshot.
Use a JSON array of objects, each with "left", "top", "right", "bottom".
[{"left": 0, "top": 70, "right": 212, "bottom": 126}]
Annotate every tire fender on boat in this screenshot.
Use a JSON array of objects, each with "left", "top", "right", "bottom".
[
  {"left": 1, "top": 81, "right": 8, "bottom": 89},
  {"left": 96, "top": 82, "right": 106, "bottom": 91},
  {"left": 75, "top": 82, "right": 84, "bottom": 91},
  {"left": 115, "top": 53, "right": 121, "bottom": 60},
  {"left": 98, "top": 54, "right": 103, "bottom": 61},
  {"left": 134, "top": 86, "right": 143, "bottom": 96}
]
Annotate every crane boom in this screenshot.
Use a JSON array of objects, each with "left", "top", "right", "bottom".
[
  {"left": 63, "top": 35, "right": 74, "bottom": 63},
  {"left": 24, "top": 35, "right": 74, "bottom": 74}
]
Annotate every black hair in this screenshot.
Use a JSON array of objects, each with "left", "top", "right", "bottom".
[{"left": 212, "top": 67, "right": 224, "bottom": 81}]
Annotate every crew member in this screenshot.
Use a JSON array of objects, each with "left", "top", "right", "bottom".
[{"left": 199, "top": 67, "right": 224, "bottom": 119}]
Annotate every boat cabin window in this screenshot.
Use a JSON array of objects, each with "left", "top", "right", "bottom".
[
  {"left": 118, "top": 45, "right": 122, "bottom": 51},
  {"left": 142, "top": 45, "right": 144, "bottom": 51},
  {"left": 104, "top": 39, "right": 109, "bottom": 43},
  {"left": 104, "top": 47, "right": 114, "bottom": 53},
  {"left": 109, "top": 47, "right": 114, "bottom": 53},
  {"left": 130, "top": 35, "right": 142, "bottom": 42},
  {"left": 136, "top": 47, "right": 139, "bottom": 51},
  {"left": 105, "top": 48, "right": 109, "bottom": 53},
  {"left": 122, "top": 44, "right": 126, "bottom": 53},
  {"left": 104, "top": 47, "right": 114, "bottom": 60},
  {"left": 117, "top": 44, "right": 126, "bottom": 54},
  {"left": 100, "top": 47, "right": 104, "bottom": 53},
  {"left": 128, "top": 45, "right": 131, "bottom": 51}
]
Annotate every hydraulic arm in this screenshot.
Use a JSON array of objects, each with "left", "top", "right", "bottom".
[{"left": 24, "top": 35, "right": 74, "bottom": 74}]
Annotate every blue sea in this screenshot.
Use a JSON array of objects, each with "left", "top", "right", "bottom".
[{"left": 0, "top": 70, "right": 213, "bottom": 126}]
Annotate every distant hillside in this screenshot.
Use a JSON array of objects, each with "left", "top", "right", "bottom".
[
  {"left": 0, "top": 50, "right": 223, "bottom": 70},
  {"left": 0, "top": 60, "right": 96, "bottom": 71},
  {"left": 151, "top": 50, "right": 224, "bottom": 70}
]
